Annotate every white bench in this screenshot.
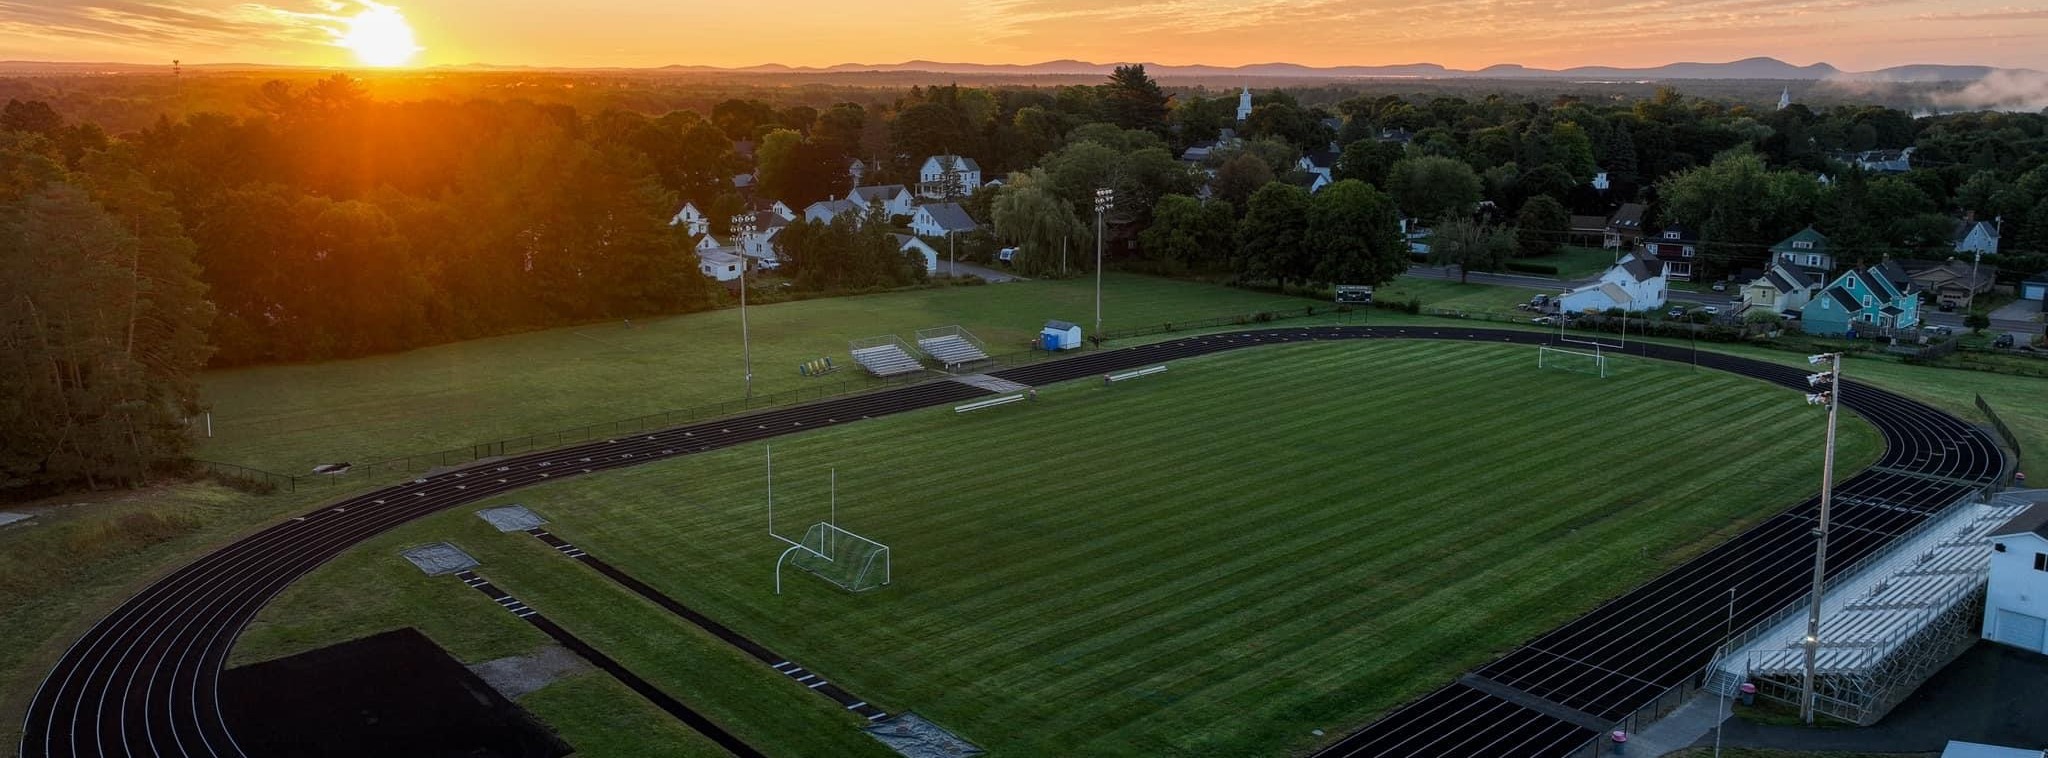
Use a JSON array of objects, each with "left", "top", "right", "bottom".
[
  {"left": 954, "top": 395, "right": 1025, "bottom": 413},
  {"left": 1103, "top": 366, "right": 1168, "bottom": 384}
]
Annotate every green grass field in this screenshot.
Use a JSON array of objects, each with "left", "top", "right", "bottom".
[
  {"left": 196, "top": 274, "right": 1317, "bottom": 474},
  {"left": 234, "top": 340, "right": 1879, "bottom": 756},
  {"left": 1523, "top": 245, "right": 1621, "bottom": 280}
]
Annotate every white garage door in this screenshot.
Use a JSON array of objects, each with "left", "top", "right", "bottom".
[{"left": 1995, "top": 610, "right": 2047, "bottom": 652}]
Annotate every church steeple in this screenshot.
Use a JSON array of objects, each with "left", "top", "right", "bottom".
[
  {"left": 1777, "top": 87, "right": 1791, "bottom": 111},
  {"left": 1236, "top": 85, "right": 1253, "bottom": 122}
]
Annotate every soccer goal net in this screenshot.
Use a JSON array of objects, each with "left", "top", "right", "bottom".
[
  {"left": 778, "top": 522, "right": 891, "bottom": 593},
  {"left": 1538, "top": 345, "right": 1608, "bottom": 378}
]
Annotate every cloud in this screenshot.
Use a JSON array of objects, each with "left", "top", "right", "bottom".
[{"left": 0, "top": 0, "right": 349, "bottom": 55}]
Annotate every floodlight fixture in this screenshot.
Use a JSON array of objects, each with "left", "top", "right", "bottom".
[
  {"left": 1808, "top": 353, "right": 1837, "bottom": 365},
  {"left": 1807, "top": 372, "right": 1831, "bottom": 386},
  {"left": 1806, "top": 392, "right": 1830, "bottom": 406}
]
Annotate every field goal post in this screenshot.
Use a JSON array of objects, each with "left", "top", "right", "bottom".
[
  {"left": 1538, "top": 344, "right": 1609, "bottom": 378},
  {"left": 765, "top": 446, "right": 893, "bottom": 594}
]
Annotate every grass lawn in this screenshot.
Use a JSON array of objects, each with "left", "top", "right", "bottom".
[
  {"left": 196, "top": 274, "right": 1317, "bottom": 474},
  {"left": 1374, "top": 276, "right": 1542, "bottom": 312},
  {"left": 1523, "top": 245, "right": 1620, "bottom": 280},
  {"left": 236, "top": 340, "right": 1879, "bottom": 757}
]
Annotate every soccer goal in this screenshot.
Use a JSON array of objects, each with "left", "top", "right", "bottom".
[
  {"left": 779, "top": 522, "right": 892, "bottom": 593},
  {"left": 1538, "top": 344, "right": 1609, "bottom": 378}
]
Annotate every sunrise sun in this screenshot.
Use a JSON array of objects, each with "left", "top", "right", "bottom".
[{"left": 339, "top": 3, "right": 421, "bottom": 67}]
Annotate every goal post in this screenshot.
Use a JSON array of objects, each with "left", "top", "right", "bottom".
[
  {"left": 1538, "top": 344, "right": 1609, "bottom": 378},
  {"left": 779, "top": 522, "right": 891, "bottom": 593}
]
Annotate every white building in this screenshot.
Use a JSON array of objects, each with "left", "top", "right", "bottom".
[
  {"left": 697, "top": 249, "right": 744, "bottom": 282},
  {"left": 1557, "top": 254, "right": 1667, "bottom": 313},
  {"left": 1235, "top": 86, "right": 1253, "bottom": 122},
  {"left": 910, "top": 202, "right": 978, "bottom": 238},
  {"left": 669, "top": 201, "right": 708, "bottom": 236},
  {"left": 804, "top": 199, "right": 859, "bottom": 225},
  {"left": 1984, "top": 503, "right": 2048, "bottom": 655},
  {"left": 737, "top": 212, "right": 789, "bottom": 269},
  {"left": 1954, "top": 216, "right": 2001, "bottom": 257},
  {"left": 890, "top": 234, "right": 939, "bottom": 273},
  {"left": 916, "top": 155, "right": 982, "bottom": 199},
  {"left": 849, "top": 184, "right": 916, "bottom": 217}
]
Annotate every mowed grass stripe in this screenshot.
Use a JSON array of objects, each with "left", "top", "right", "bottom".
[{"left": 242, "top": 340, "right": 1880, "bottom": 757}]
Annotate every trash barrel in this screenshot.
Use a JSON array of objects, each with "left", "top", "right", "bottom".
[
  {"left": 1739, "top": 682, "right": 1756, "bottom": 706},
  {"left": 1609, "top": 730, "right": 1627, "bottom": 755}
]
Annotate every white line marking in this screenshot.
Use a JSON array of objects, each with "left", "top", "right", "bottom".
[
  {"left": 844, "top": 701, "right": 866, "bottom": 710},
  {"left": 807, "top": 680, "right": 828, "bottom": 689}
]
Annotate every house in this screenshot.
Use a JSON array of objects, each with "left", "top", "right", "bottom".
[
  {"left": 1954, "top": 214, "right": 2001, "bottom": 257},
  {"left": 848, "top": 184, "right": 915, "bottom": 217},
  {"left": 889, "top": 234, "right": 939, "bottom": 273},
  {"left": 1235, "top": 87, "right": 1253, "bottom": 122},
  {"left": 1769, "top": 226, "right": 1834, "bottom": 277},
  {"left": 1740, "top": 261, "right": 1819, "bottom": 317},
  {"left": 1041, "top": 320, "right": 1083, "bottom": 350},
  {"left": 1284, "top": 171, "right": 1331, "bottom": 194},
  {"left": 753, "top": 199, "right": 796, "bottom": 221},
  {"left": 1851, "top": 147, "right": 1914, "bottom": 173},
  {"left": 917, "top": 155, "right": 982, "bottom": 199},
  {"left": 1297, "top": 149, "right": 1338, "bottom": 183},
  {"left": 1557, "top": 253, "right": 1667, "bottom": 313},
  {"left": 804, "top": 199, "right": 860, "bottom": 225},
  {"left": 732, "top": 173, "right": 755, "bottom": 190},
  {"left": 1800, "top": 267, "right": 1920, "bottom": 335},
  {"left": 910, "top": 202, "right": 978, "bottom": 238},
  {"left": 1604, "top": 203, "right": 1646, "bottom": 250},
  {"left": 1983, "top": 502, "right": 2048, "bottom": 655},
  {"left": 847, "top": 158, "right": 870, "bottom": 187},
  {"left": 1568, "top": 215, "right": 1609, "bottom": 246},
  {"left": 1909, "top": 258, "right": 1998, "bottom": 308},
  {"left": 697, "top": 249, "right": 744, "bottom": 282},
  {"left": 1180, "top": 141, "right": 1218, "bottom": 164},
  {"left": 1590, "top": 171, "right": 1610, "bottom": 191},
  {"left": 1643, "top": 224, "right": 1700, "bottom": 281},
  {"left": 1377, "top": 128, "right": 1413, "bottom": 144},
  {"left": 1875, "top": 258, "right": 1916, "bottom": 295},
  {"left": 737, "top": 212, "right": 789, "bottom": 269},
  {"left": 2023, "top": 274, "right": 2048, "bottom": 302},
  {"left": 669, "top": 201, "right": 709, "bottom": 236},
  {"left": 732, "top": 140, "right": 755, "bottom": 162}
]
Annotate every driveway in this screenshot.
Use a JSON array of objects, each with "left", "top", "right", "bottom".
[{"left": 938, "top": 261, "right": 1026, "bottom": 283}]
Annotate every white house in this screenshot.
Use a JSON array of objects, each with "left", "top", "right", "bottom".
[
  {"left": 890, "top": 234, "right": 939, "bottom": 273},
  {"left": 694, "top": 233, "right": 723, "bottom": 254},
  {"left": 737, "top": 212, "right": 789, "bottom": 269},
  {"left": 849, "top": 184, "right": 915, "bottom": 217},
  {"left": 1984, "top": 503, "right": 2048, "bottom": 655},
  {"left": 910, "top": 202, "right": 978, "bottom": 238},
  {"left": 1590, "top": 171, "right": 1610, "bottom": 191},
  {"left": 669, "top": 201, "right": 709, "bottom": 236},
  {"left": 1954, "top": 215, "right": 2001, "bottom": 257},
  {"left": 697, "top": 249, "right": 744, "bottom": 282},
  {"left": 1296, "top": 149, "right": 1338, "bottom": 184},
  {"left": 1557, "top": 254, "right": 1667, "bottom": 313},
  {"left": 804, "top": 199, "right": 860, "bottom": 225},
  {"left": 754, "top": 199, "right": 796, "bottom": 222},
  {"left": 917, "top": 155, "right": 982, "bottom": 199}
]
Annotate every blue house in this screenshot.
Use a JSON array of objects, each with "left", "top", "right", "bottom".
[{"left": 1800, "top": 266, "right": 1919, "bottom": 336}]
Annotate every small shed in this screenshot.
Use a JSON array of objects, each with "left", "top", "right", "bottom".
[
  {"left": 1041, "top": 320, "right": 1083, "bottom": 351},
  {"left": 1984, "top": 502, "right": 2048, "bottom": 655}
]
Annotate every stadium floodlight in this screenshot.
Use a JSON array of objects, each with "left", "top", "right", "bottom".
[
  {"left": 1807, "top": 372, "right": 1830, "bottom": 386},
  {"left": 732, "top": 213, "right": 758, "bottom": 401},
  {"left": 1093, "top": 187, "right": 1114, "bottom": 338},
  {"left": 1800, "top": 351, "right": 1845, "bottom": 725}
]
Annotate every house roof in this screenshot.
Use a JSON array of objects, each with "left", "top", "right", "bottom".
[
  {"left": 1045, "top": 320, "right": 1080, "bottom": 331},
  {"left": 850, "top": 184, "right": 910, "bottom": 204},
  {"left": 1852, "top": 267, "right": 1898, "bottom": 299},
  {"left": 916, "top": 202, "right": 979, "bottom": 233},
  {"left": 806, "top": 199, "right": 858, "bottom": 218},
  {"left": 732, "top": 173, "right": 755, "bottom": 188},
  {"left": 1619, "top": 255, "right": 1661, "bottom": 283},
  {"left": 733, "top": 140, "right": 755, "bottom": 158},
  {"left": 1953, "top": 217, "right": 2000, "bottom": 243},
  {"left": 1769, "top": 225, "right": 1829, "bottom": 256},
  {"left": 889, "top": 233, "right": 935, "bottom": 252},
  {"left": 923, "top": 155, "right": 981, "bottom": 173},
  {"left": 1910, "top": 260, "right": 1995, "bottom": 290},
  {"left": 752, "top": 211, "right": 789, "bottom": 231},
  {"left": 1990, "top": 502, "right": 2048, "bottom": 539},
  {"left": 1876, "top": 258, "right": 1913, "bottom": 290},
  {"left": 1607, "top": 203, "right": 1646, "bottom": 230},
  {"left": 1880, "top": 305, "right": 1904, "bottom": 316},
  {"left": 1825, "top": 286, "right": 1860, "bottom": 311},
  {"left": 1569, "top": 215, "right": 1608, "bottom": 232},
  {"left": 1652, "top": 223, "right": 1696, "bottom": 241},
  {"left": 1761, "top": 269, "right": 1797, "bottom": 294},
  {"left": 698, "top": 249, "right": 742, "bottom": 266},
  {"left": 1304, "top": 150, "right": 1340, "bottom": 169}
]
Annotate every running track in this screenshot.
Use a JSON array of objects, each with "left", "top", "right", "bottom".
[{"left": 19, "top": 326, "right": 2006, "bottom": 758}]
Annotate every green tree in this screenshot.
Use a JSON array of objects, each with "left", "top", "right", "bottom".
[
  {"left": 990, "top": 169, "right": 1089, "bottom": 276},
  {"left": 1101, "top": 64, "right": 1169, "bottom": 132},
  {"left": 1234, "top": 182, "right": 1312, "bottom": 287},
  {"left": 1334, "top": 139, "right": 1402, "bottom": 188},
  {"left": 1387, "top": 155, "right": 1482, "bottom": 223},
  {"left": 1140, "top": 194, "right": 1235, "bottom": 270},
  {"left": 1513, "top": 195, "right": 1569, "bottom": 256},
  {"left": 752, "top": 128, "right": 805, "bottom": 202},
  {"left": 1428, "top": 217, "right": 1518, "bottom": 283},
  {"left": 1657, "top": 150, "right": 1824, "bottom": 273},
  {"left": 1212, "top": 153, "right": 1274, "bottom": 212},
  {"left": 1306, "top": 179, "right": 1407, "bottom": 287}
]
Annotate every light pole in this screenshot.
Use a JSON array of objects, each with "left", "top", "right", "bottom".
[
  {"left": 1094, "top": 187, "right": 1114, "bottom": 338},
  {"left": 1965, "top": 249, "right": 1983, "bottom": 313},
  {"left": 732, "top": 213, "right": 757, "bottom": 402},
  {"left": 948, "top": 229, "right": 956, "bottom": 279},
  {"left": 1799, "top": 351, "right": 1843, "bottom": 725}
]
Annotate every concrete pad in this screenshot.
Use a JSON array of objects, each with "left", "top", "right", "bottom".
[
  {"left": 0, "top": 512, "right": 32, "bottom": 527},
  {"left": 467, "top": 645, "right": 588, "bottom": 700},
  {"left": 476, "top": 504, "right": 547, "bottom": 533},
  {"left": 399, "top": 542, "right": 478, "bottom": 576},
  {"left": 865, "top": 712, "right": 983, "bottom": 757}
]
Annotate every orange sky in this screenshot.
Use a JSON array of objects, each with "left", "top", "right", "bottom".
[{"left": 3, "top": 0, "right": 2044, "bottom": 72}]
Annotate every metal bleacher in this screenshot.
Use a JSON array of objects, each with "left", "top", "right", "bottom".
[
  {"left": 848, "top": 335, "right": 926, "bottom": 377},
  {"left": 914, "top": 325, "right": 991, "bottom": 369}
]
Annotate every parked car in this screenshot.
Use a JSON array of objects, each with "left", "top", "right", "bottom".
[
  {"left": 1710, "top": 280, "right": 1727, "bottom": 292},
  {"left": 1667, "top": 307, "right": 1686, "bottom": 318},
  {"left": 1938, "top": 302, "right": 1956, "bottom": 312},
  {"left": 1702, "top": 305, "right": 1720, "bottom": 315},
  {"left": 1531, "top": 316, "right": 1557, "bottom": 326},
  {"left": 1994, "top": 334, "right": 2016, "bottom": 348}
]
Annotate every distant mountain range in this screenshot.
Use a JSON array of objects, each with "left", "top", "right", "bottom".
[{"left": 0, "top": 56, "right": 2030, "bottom": 81}]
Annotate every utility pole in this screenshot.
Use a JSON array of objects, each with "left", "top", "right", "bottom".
[
  {"left": 1094, "top": 187, "right": 1114, "bottom": 337},
  {"left": 1799, "top": 352, "right": 1843, "bottom": 725},
  {"left": 1966, "top": 248, "right": 1983, "bottom": 313},
  {"left": 732, "top": 213, "right": 757, "bottom": 402}
]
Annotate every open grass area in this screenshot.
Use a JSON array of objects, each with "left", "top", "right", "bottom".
[
  {"left": 236, "top": 340, "right": 1879, "bottom": 756},
  {"left": 1374, "top": 276, "right": 1542, "bottom": 312},
  {"left": 1523, "top": 245, "right": 1621, "bottom": 280},
  {"left": 196, "top": 274, "right": 1317, "bottom": 474}
]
